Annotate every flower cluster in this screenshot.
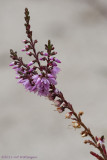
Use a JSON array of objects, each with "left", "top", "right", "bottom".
[{"left": 10, "top": 8, "right": 61, "bottom": 97}]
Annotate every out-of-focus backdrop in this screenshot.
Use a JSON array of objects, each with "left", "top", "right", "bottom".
[{"left": 0, "top": 0, "right": 107, "bottom": 160}]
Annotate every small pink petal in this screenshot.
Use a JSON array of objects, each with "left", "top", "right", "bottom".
[
  {"left": 27, "top": 61, "right": 33, "bottom": 66},
  {"left": 9, "top": 62, "right": 14, "bottom": 66},
  {"left": 55, "top": 58, "right": 61, "bottom": 63},
  {"left": 52, "top": 62, "right": 57, "bottom": 66},
  {"left": 25, "top": 45, "right": 29, "bottom": 48},
  {"left": 16, "top": 76, "right": 20, "bottom": 79},
  {"left": 12, "top": 65, "right": 18, "bottom": 69},
  {"left": 50, "top": 57, "right": 53, "bottom": 61},
  {"left": 21, "top": 48, "right": 26, "bottom": 51},
  {"left": 26, "top": 52, "right": 30, "bottom": 55},
  {"left": 43, "top": 53, "right": 48, "bottom": 56},
  {"left": 18, "top": 78, "right": 23, "bottom": 83}
]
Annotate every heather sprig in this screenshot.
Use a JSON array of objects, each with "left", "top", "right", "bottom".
[{"left": 9, "top": 8, "right": 107, "bottom": 160}]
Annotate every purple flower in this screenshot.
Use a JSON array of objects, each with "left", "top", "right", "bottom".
[
  {"left": 31, "top": 85, "right": 38, "bottom": 93},
  {"left": 18, "top": 78, "right": 23, "bottom": 83},
  {"left": 32, "top": 74, "right": 39, "bottom": 82},
  {"left": 19, "top": 79, "right": 33, "bottom": 91},
  {"left": 52, "top": 61, "right": 57, "bottom": 66},
  {"left": 36, "top": 77, "right": 50, "bottom": 96},
  {"left": 51, "top": 66, "right": 60, "bottom": 77},
  {"left": 10, "top": 10, "right": 62, "bottom": 98},
  {"left": 48, "top": 77, "right": 57, "bottom": 85},
  {"left": 32, "top": 75, "right": 50, "bottom": 96},
  {"left": 47, "top": 74, "right": 57, "bottom": 85}
]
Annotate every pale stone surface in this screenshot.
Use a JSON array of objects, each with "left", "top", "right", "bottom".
[{"left": 0, "top": 0, "right": 107, "bottom": 160}]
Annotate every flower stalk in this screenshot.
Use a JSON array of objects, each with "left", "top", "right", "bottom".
[{"left": 9, "top": 8, "right": 107, "bottom": 160}]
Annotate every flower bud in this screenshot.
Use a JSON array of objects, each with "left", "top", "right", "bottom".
[
  {"left": 27, "top": 61, "right": 33, "bottom": 66},
  {"left": 29, "top": 68, "right": 34, "bottom": 72},
  {"left": 12, "top": 65, "right": 18, "bottom": 69},
  {"left": 50, "top": 57, "right": 53, "bottom": 61},
  {"left": 57, "top": 107, "right": 64, "bottom": 113},
  {"left": 40, "top": 57, "right": 46, "bottom": 61},
  {"left": 52, "top": 62, "right": 57, "bottom": 66},
  {"left": 34, "top": 40, "right": 38, "bottom": 44},
  {"left": 26, "top": 52, "right": 30, "bottom": 55},
  {"left": 21, "top": 48, "right": 26, "bottom": 52},
  {"left": 25, "top": 45, "right": 29, "bottom": 48},
  {"left": 79, "top": 111, "right": 84, "bottom": 116},
  {"left": 22, "top": 40, "right": 28, "bottom": 44},
  {"left": 55, "top": 58, "right": 61, "bottom": 63},
  {"left": 65, "top": 112, "right": 73, "bottom": 119},
  {"left": 48, "top": 93, "right": 55, "bottom": 101},
  {"left": 16, "top": 76, "right": 20, "bottom": 79},
  {"left": 43, "top": 53, "right": 48, "bottom": 56},
  {"left": 54, "top": 88, "right": 59, "bottom": 94},
  {"left": 54, "top": 99, "right": 62, "bottom": 107},
  {"left": 81, "top": 130, "right": 88, "bottom": 137},
  {"left": 9, "top": 62, "right": 14, "bottom": 66}
]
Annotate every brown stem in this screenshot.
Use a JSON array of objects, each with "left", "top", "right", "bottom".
[
  {"left": 58, "top": 92, "right": 107, "bottom": 160},
  {"left": 30, "top": 38, "right": 41, "bottom": 68}
]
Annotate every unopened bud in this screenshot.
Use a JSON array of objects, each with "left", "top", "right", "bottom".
[
  {"left": 55, "top": 58, "right": 61, "bottom": 63},
  {"left": 57, "top": 107, "right": 64, "bottom": 113},
  {"left": 43, "top": 53, "right": 48, "bottom": 56},
  {"left": 48, "top": 93, "right": 56, "bottom": 101},
  {"left": 79, "top": 111, "right": 84, "bottom": 116},
  {"left": 34, "top": 40, "right": 38, "bottom": 44},
  {"left": 27, "top": 61, "right": 33, "bottom": 66},
  {"left": 16, "top": 76, "right": 20, "bottom": 79},
  {"left": 81, "top": 130, "right": 88, "bottom": 137},
  {"left": 52, "top": 62, "right": 57, "bottom": 66},
  {"left": 9, "top": 62, "right": 14, "bottom": 66},
  {"left": 22, "top": 40, "right": 28, "bottom": 44},
  {"left": 21, "top": 48, "right": 26, "bottom": 52},
  {"left": 26, "top": 52, "right": 30, "bottom": 55},
  {"left": 12, "top": 65, "right": 18, "bottom": 69}
]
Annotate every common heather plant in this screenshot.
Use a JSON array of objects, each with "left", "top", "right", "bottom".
[{"left": 9, "top": 8, "right": 107, "bottom": 160}]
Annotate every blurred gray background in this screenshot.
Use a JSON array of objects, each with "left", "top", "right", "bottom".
[{"left": 0, "top": 0, "right": 107, "bottom": 160}]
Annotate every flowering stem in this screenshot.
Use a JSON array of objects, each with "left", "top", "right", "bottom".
[{"left": 9, "top": 8, "right": 107, "bottom": 160}]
